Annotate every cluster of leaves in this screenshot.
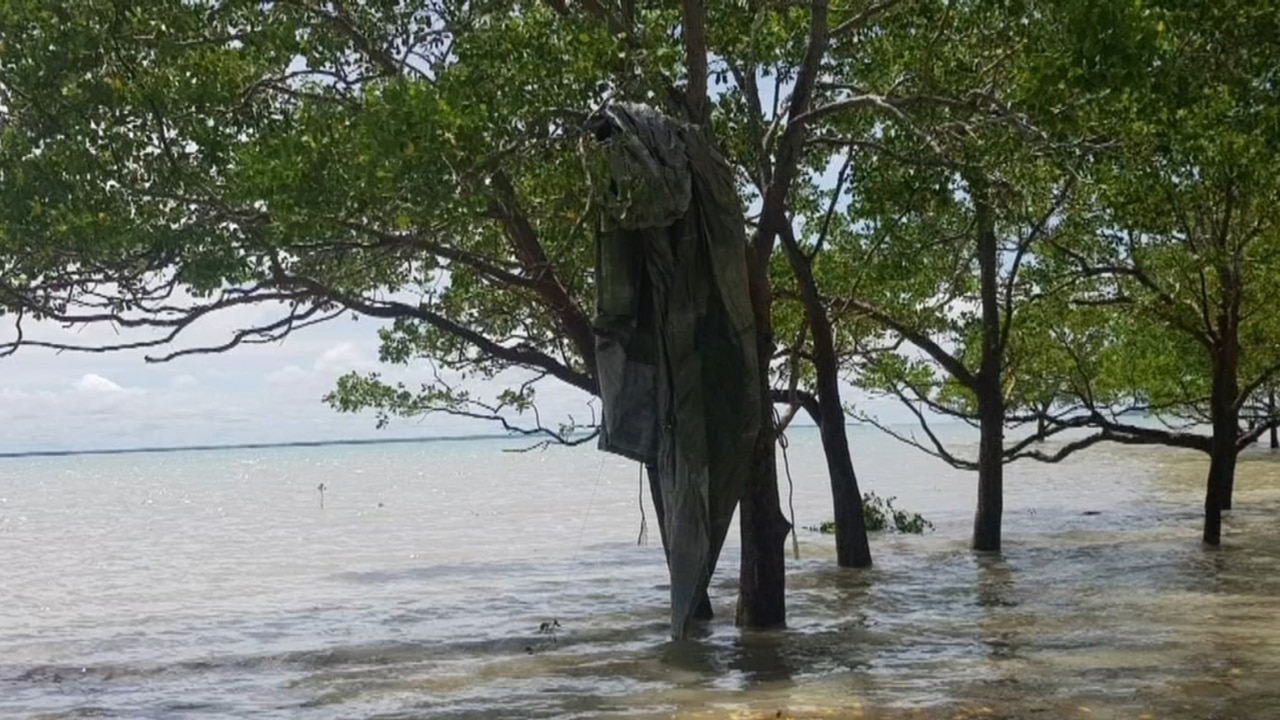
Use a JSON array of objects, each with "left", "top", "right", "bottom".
[
  {"left": 3, "top": 0, "right": 1280, "bottom": 491},
  {"left": 809, "top": 492, "right": 933, "bottom": 536}
]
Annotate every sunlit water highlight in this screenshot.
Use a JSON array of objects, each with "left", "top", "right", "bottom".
[{"left": 3, "top": 426, "right": 1279, "bottom": 719}]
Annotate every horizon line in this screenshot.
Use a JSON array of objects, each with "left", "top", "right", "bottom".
[
  {"left": 0, "top": 421, "right": 905, "bottom": 460},
  {"left": 0, "top": 433, "right": 523, "bottom": 460}
]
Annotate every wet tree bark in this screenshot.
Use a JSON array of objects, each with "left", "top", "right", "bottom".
[
  {"left": 973, "top": 380, "right": 1005, "bottom": 552},
  {"left": 1203, "top": 443, "right": 1235, "bottom": 546},
  {"left": 737, "top": 422, "right": 791, "bottom": 629},
  {"left": 645, "top": 464, "right": 713, "bottom": 620},
  {"left": 1212, "top": 249, "right": 1242, "bottom": 515},
  {"left": 1270, "top": 389, "right": 1278, "bottom": 450},
  {"left": 1219, "top": 454, "right": 1236, "bottom": 512},
  {"left": 1205, "top": 328, "right": 1240, "bottom": 541},
  {"left": 779, "top": 225, "right": 872, "bottom": 568},
  {"left": 816, "top": 407, "right": 873, "bottom": 568},
  {"left": 972, "top": 194, "right": 1004, "bottom": 553},
  {"left": 736, "top": 249, "right": 790, "bottom": 630}
]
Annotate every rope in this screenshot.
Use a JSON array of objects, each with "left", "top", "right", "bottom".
[
  {"left": 636, "top": 463, "right": 649, "bottom": 546},
  {"left": 570, "top": 453, "right": 608, "bottom": 569},
  {"left": 775, "top": 407, "right": 800, "bottom": 561}
]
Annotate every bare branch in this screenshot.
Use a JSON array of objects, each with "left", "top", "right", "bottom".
[
  {"left": 754, "top": 0, "right": 830, "bottom": 258},
  {"left": 836, "top": 297, "right": 979, "bottom": 389},
  {"left": 853, "top": 384, "right": 980, "bottom": 470},
  {"left": 487, "top": 170, "right": 597, "bottom": 375},
  {"left": 319, "top": 0, "right": 401, "bottom": 76},
  {"left": 1236, "top": 417, "right": 1280, "bottom": 451},
  {"left": 810, "top": 151, "right": 852, "bottom": 260},
  {"left": 728, "top": 61, "right": 771, "bottom": 187},
  {"left": 1238, "top": 364, "right": 1280, "bottom": 413},
  {"left": 769, "top": 388, "right": 821, "bottom": 426},
  {"left": 339, "top": 221, "right": 537, "bottom": 291},
  {"left": 1011, "top": 430, "right": 1114, "bottom": 463},
  {"left": 1000, "top": 178, "right": 1074, "bottom": 350},
  {"left": 286, "top": 273, "right": 597, "bottom": 395},
  {"left": 1042, "top": 412, "right": 1211, "bottom": 453}
]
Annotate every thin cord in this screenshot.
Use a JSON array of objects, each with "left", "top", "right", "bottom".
[
  {"left": 570, "top": 453, "right": 608, "bottom": 569},
  {"left": 540, "top": 453, "right": 607, "bottom": 641},
  {"left": 636, "top": 463, "right": 649, "bottom": 545},
  {"left": 775, "top": 407, "right": 800, "bottom": 561}
]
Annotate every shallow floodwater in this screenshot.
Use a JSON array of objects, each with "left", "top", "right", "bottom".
[{"left": 3, "top": 426, "right": 1279, "bottom": 719}]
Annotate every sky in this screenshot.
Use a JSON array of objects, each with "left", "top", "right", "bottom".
[
  {"left": 0, "top": 300, "right": 593, "bottom": 453},
  {"left": 0, "top": 295, "right": 920, "bottom": 454}
]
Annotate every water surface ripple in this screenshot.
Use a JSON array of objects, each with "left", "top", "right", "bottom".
[{"left": 3, "top": 428, "right": 1278, "bottom": 718}]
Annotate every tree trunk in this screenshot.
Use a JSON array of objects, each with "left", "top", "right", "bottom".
[
  {"left": 1204, "top": 233, "right": 1243, "bottom": 530},
  {"left": 1203, "top": 443, "right": 1235, "bottom": 546},
  {"left": 971, "top": 191, "right": 1004, "bottom": 553},
  {"left": 1270, "top": 389, "right": 1277, "bottom": 450},
  {"left": 778, "top": 225, "right": 872, "bottom": 569},
  {"left": 737, "top": 423, "right": 791, "bottom": 629},
  {"left": 1207, "top": 383, "right": 1239, "bottom": 531},
  {"left": 736, "top": 248, "right": 789, "bottom": 630},
  {"left": 645, "top": 464, "right": 713, "bottom": 620},
  {"left": 973, "top": 383, "right": 1005, "bottom": 552},
  {"left": 1204, "top": 309, "right": 1240, "bottom": 539},
  {"left": 1219, "top": 454, "right": 1235, "bottom": 512},
  {"left": 817, "top": 411, "right": 873, "bottom": 568}
]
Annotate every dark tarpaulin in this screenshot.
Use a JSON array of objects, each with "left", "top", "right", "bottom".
[{"left": 589, "top": 103, "right": 761, "bottom": 639}]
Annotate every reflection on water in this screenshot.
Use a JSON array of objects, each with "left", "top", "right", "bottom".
[{"left": 2, "top": 432, "right": 1280, "bottom": 718}]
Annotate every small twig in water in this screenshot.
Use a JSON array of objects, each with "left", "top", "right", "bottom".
[{"left": 526, "top": 620, "right": 562, "bottom": 653}]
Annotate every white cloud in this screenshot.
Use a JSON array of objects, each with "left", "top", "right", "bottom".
[
  {"left": 74, "top": 373, "right": 127, "bottom": 393},
  {"left": 264, "top": 365, "right": 313, "bottom": 387},
  {"left": 169, "top": 374, "right": 200, "bottom": 389},
  {"left": 313, "top": 341, "right": 370, "bottom": 373}
]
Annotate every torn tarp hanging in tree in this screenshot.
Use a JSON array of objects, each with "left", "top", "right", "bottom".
[{"left": 588, "top": 103, "right": 761, "bottom": 640}]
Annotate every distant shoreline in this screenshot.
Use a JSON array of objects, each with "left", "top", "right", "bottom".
[
  {"left": 0, "top": 434, "right": 517, "bottom": 460},
  {"left": 0, "top": 422, "right": 847, "bottom": 460}
]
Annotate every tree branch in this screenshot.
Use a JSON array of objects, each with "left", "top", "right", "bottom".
[
  {"left": 1237, "top": 362, "right": 1280, "bottom": 413},
  {"left": 680, "top": 0, "right": 708, "bottom": 125},
  {"left": 853, "top": 385, "right": 980, "bottom": 471},
  {"left": 829, "top": 0, "right": 903, "bottom": 38},
  {"left": 728, "top": 60, "right": 771, "bottom": 187},
  {"left": 811, "top": 151, "right": 852, "bottom": 260},
  {"left": 769, "top": 388, "right": 822, "bottom": 426},
  {"left": 487, "top": 170, "right": 597, "bottom": 377},
  {"left": 1000, "top": 178, "right": 1073, "bottom": 351},
  {"left": 754, "top": 0, "right": 829, "bottom": 259},
  {"left": 1043, "top": 412, "right": 1211, "bottom": 453},
  {"left": 837, "top": 297, "right": 979, "bottom": 389},
  {"left": 289, "top": 273, "right": 597, "bottom": 395}
]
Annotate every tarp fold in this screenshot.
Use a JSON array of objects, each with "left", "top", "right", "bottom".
[{"left": 590, "top": 103, "right": 761, "bottom": 639}]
